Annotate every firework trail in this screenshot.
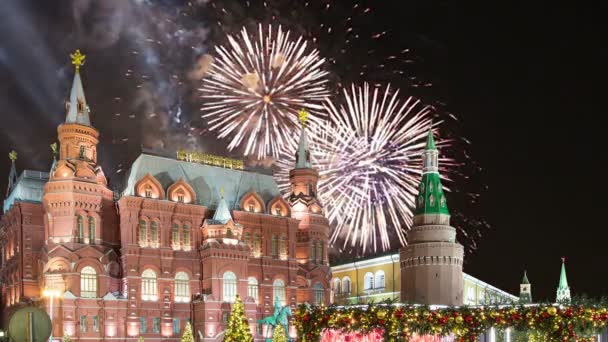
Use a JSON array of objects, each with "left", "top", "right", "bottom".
[
  {"left": 277, "top": 83, "right": 456, "bottom": 254},
  {"left": 199, "top": 24, "right": 330, "bottom": 159}
]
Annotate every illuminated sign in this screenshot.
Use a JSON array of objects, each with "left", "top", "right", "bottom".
[{"left": 177, "top": 150, "right": 244, "bottom": 170}]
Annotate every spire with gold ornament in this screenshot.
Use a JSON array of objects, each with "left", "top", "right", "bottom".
[
  {"left": 65, "top": 49, "right": 91, "bottom": 126},
  {"left": 295, "top": 108, "right": 312, "bottom": 169},
  {"left": 556, "top": 257, "right": 571, "bottom": 304}
]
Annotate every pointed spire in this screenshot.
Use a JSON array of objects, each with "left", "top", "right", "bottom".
[
  {"left": 556, "top": 257, "right": 571, "bottom": 303},
  {"left": 522, "top": 270, "right": 530, "bottom": 284},
  {"left": 65, "top": 49, "right": 91, "bottom": 126},
  {"left": 425, "top": 128, "right": 437, "bottom": 150},
  {"left": 415, "top": 128, "right": 449, "bottom": 216},
  {"left": 295, "top": 109, "right": 312, "bottom": 169},
  {"left": 6, "top": 150, "right": 18, "bottom": 197},
  {"left": 212, "top": 187, "right": 232, "bottom": 224}
]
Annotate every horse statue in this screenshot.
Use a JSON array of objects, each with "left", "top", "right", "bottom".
[{"left": 257, "top": 297, "right": 292, "bottom": 340}]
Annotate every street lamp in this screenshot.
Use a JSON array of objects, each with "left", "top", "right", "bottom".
[{"left": 42, "top": 288, "right": 62, "bottom": 342}]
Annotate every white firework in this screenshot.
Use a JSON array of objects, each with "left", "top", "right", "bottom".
[
  {"left": 199, "top": 24, "right": 330, "bottom": 158},
  {"left": 277, "top": 83, "right": 452, "bottom": 254}
]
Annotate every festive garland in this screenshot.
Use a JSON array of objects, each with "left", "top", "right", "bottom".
[{"left": 295, "top": 303, "right": 608, "bottom": 341}]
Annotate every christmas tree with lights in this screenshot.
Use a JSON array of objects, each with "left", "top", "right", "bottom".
[
  {"left": 224, "top": 295, "right": 253, "bottom": 342},
  {"left": 272, "top": 324, "right": 288, "bottom": 342},
  {"left": 181, "top": 322, "right": 194, "bottom": 342}
]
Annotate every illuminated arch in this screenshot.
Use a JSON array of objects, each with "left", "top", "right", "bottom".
[
  {"left": 239, "top": 191, "right": 265, "bottom": 213},
  {"left": 167, "top": 178, "right": 196, "bottom": 204},
  {"left": 267, "top": 195, "right": 290, "bottom": 217},
  {"left": 135, "top": 173, "right": 165, "bottom": 199}
]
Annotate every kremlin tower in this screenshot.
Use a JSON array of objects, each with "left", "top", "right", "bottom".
[
  {"left": 519, "top": 270, "right": 532, "bottom": 303},
  {"left": 556, "top": 257, "right": 571, "bottom": 303},
  {"left": 400, "top": 130, "right": 464, "bottom": 306}
]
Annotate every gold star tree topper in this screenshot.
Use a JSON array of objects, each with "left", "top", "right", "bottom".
[
  {"left": 8, "top": 150, "right": 17, "bottom": 162},
  {"left": 298, "top": 109, "right": 309, "bottom": 127},
  {"left": 70, "top": 49, "right": 86, "bottom": 71},
  {"left": 220, "top": 186, "right": 225, "bottom": 198}
]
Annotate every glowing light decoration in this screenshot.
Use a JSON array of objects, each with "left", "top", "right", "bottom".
[
  {"left": 277, "top": 83, "right": 453, "bottom": 254},
  {"left": 199, "top": 24, "right": 330, "bottom": 158}
]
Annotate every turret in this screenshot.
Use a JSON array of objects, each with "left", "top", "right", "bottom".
[
  {"left": 201, "top": 189, "right": 243, "bottom": 241},
  {"left": 519, "top": 270, "right": 532, "bottom": 303},
  {"left": 42, "top": 50, "right": 116, "bottom": 245},
  {"left": 556, "top": 257, "right": 571, "bottom": 304},
  {"left": 400, "top": 128, "right": 464, "bottom": 306}
]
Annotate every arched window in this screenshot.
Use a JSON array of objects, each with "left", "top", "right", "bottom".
[
  {"left": 310, "top": 240, "right": 316, "bottom": 262},
  {"left": 144, "top": 184, "right": 153, "bottom": 198},
  {"left": 174, "top": 272, "right": 190, "bottom": 303},
  {"left": 247, "top": 277, "right": 259, "bottom": 303},
  {"left": 88, "top": 217, "right": 95, "bottom": 243},
  {"left": 253, "top": 234, "right": 261, "bottom": 256},
  {"left": 332, "top": 278, "right": 341, "bottom": 294},
  {"left": 244, "top": 233, "right": 252, "bottom": 255},
  {"left": 248, "top": 201, "right": 255, "bottom": 212},
  {"left": 316, "top": 240, "right": 323, "bottom": 263},
  {"left": 313, "top": 282, "right": 324, "bottom": 305},
  {"left": 182, "top": 224, "right": 190, "bottom": 246},
  {"left": 172, "top": 224, "right": 179, "bottom": 248},
  {"left": 275, "top": 206, "right": 282, "bottom": 216},
  {"left": 79, "top": 145, "right": 85, "bottom": 159},
  {"left": 141, "top": 269, "right": 158, "bottom": 301},
  {"left": 273, "top": 279, "right": 286, "bottom": 306},
  {"left": 223, "top": 271, "right": 237, "bottom": 303},
  {"left": 77, "top": 216, "right": 84, "bottom": 241},
  {"left": 375, "top": 270, "right": 385, "bottom": 289},
  {"left": 176, "top": 190, "right": 185, "bottom": 203},
  {"left": 139, "top": 220, "right": 147, "bottom": 245},
  {"left": 150, "top": 221, "right": 158, "bottom": 245},
  {"left": 279, "top": 235, "right": 287, "bottom": 258},
  {"left": 80, "top": 266, "right": 97, "bottom": 298},
  {"left": 271, "top": 234, "right": 278, "bottom": 257},
  {"left": 364, "top": 272, "right": 374, "bottom": 290},
  {"left": 342, "top": 277, "right": 352, "bottom": 294}
]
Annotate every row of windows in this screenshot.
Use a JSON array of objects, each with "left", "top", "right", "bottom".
[
  {"left": 79, "top": 315, "right": 100, "bottom": 333},
  {"left": 222, "top": 272, "right": 287, "bottom": 305},
  {"left": 364, "top": 271, "right": 386, "bottom": 290},
  {"left": 242, "top": 233, "right": 287, "bottom": 258},
  {"left": 138, "top": 317, "right": 187, "bottom": 335},
  {"left": 78, "top": 267, "right": 190, "bottom": 301},
  {"left": 76, "top": 216, "right": 95, "bottom": 242},
  {"left": 332, "top": 277, "right": 352, "bottom": 295},
  {"left": 139, "top": 221, "right": 190, "bottom": 249},
  {"left": 310, "top": 240, "right": 324, "bottom": 263}
]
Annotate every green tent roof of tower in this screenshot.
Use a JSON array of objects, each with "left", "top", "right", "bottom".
[
  {"left": 522, "top": 270, "right": 530, "bottom": 284},
  {"left": 414, "top": 130, "right": 449, "bottom": 215}
]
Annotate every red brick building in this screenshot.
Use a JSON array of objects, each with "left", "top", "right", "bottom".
[{"left": 0, "top": 56, "right": 331, "bottom": 341}]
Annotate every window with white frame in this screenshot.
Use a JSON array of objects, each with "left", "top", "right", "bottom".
[
  {"left": 182, "top": 224, "right": 190, "bottom": 246},
  {"left": 80, "top": 266, "right": 97, "bottom": 298},
  {"left": 375, "top": 270, "right": 385, "bottom": 289},
  {"left": 141, "top": 269, "right": 158, "bottom": 301},
  {"left": 223, "top": 271, "right": 237, "bottom": 303},
  {"left": 342, "top": 277, "right": 352, "bottom": 294},
  {"left": 150, "top": 221, "right": 158, "bottom": 246},
  {"left": 273, "top": 279, "right": 286, "bottom": 305},
  {"left": 77, "top": 216, "right": 84, "bottom": 240},
  {"left": 247, "top": 277, "right": 259, "bottom": 303},
  {"left": 174, "top": 272, "right": 190, "bottom": 302},
  {"left": 172, "top": 223, "right": 179, "bottom": 248},
  {"left": 332, "top": 278, "right": 341, "bottom": 294},
  {"left": 364, "top": 272, "right": 374, "bottom": 290},
  {"left": 139, "top": 220, "right": 147, "bottom": 245},
  {"left": 88, "top": 216, "right": 95, "bottom": 242}
]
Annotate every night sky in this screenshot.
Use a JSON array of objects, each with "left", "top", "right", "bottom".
[{"left": 1, "top": 0, "right": 606, "bottom": 301}]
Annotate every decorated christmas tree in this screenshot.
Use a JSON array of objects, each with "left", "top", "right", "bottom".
[
  {"left": 272, "top": 324, "right": 288, "bottom": 342},
  {"left": 138, "top": 337, "right": 144, "bottom": 342},
  {"left": 224, "top": 294, "right": 253, "bottom": 342},
  {"left": 62, "top": 335, "right": 72, "bottom": 342},
  {"left": 181, "top": 322, "right": 194, "bottom": 342}
]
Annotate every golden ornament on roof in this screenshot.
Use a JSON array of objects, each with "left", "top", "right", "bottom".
[
  {"left": 8, "top": 150, "right": 17, "bottom": 161},
  {"left": 298, "top": 109, "right": 309, "bottom": 127},
  {"left": 70, "top": 49, "right": 86, "bottom": 71}
]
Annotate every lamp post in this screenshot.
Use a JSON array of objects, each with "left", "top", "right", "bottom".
[{"left": 43, "top": 288, "right": 61, "bottom": 342}]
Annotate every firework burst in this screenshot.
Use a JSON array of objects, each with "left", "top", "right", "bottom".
[
  {"left": 277, "top": 83, "right": 455, "bottom": 254},
  {"left": 199, "top": 24, "right": 330, "bottom": 158}
]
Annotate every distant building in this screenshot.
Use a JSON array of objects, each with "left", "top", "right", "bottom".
[
  {"left": 519, "top": 270, "right": 532, "bottom": 303},
  {"left": 330, "top": 253, "right": 518, "bottom": 306},
  {"left": 556, "top": 257, "right": 571, "bottom": 304}
]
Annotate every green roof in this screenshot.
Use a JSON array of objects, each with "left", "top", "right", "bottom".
[
  {"left": 522, "top": 270, "right": 530, "bottom": 284},
  {"left": 415, "top": 129, "right": 449, "bottom": 216},
  {"left": 425, "top": 129, "right": 436, "bottom": 150}
]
